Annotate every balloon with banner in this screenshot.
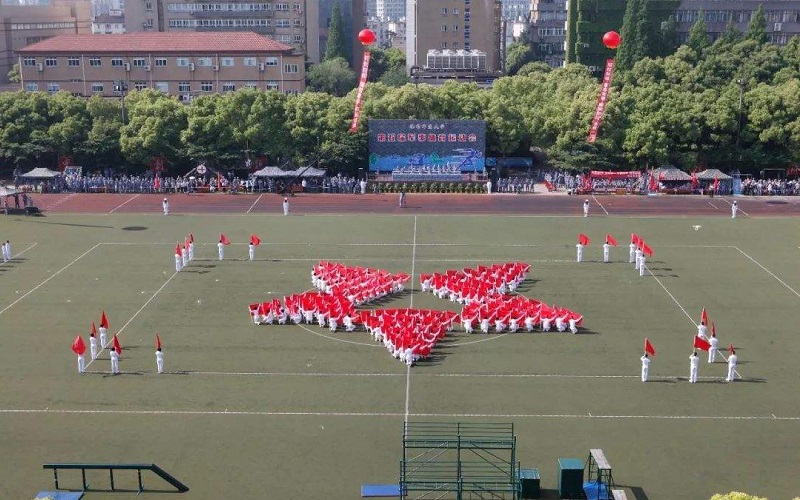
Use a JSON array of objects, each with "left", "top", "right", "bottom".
[
  {"left": 349, "top": 29, "right": 376, "bottom": 133},
  {"left": 587, "top": 31, "right": 621, "bottom": 143}
]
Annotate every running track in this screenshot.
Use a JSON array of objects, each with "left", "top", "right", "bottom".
[{"left": 31, "top": 192, "right": 800, "bottom": 216}]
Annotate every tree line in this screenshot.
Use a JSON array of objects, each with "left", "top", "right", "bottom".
[{"left": 0, "top": 30, "right": 797, "bottom": 177}]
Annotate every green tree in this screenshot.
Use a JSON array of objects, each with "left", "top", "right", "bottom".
[
  {"left": 85, "top": 95, "right": 124, "bottom": 171},
  {"left": 718, "top": 17, "right": 742, "bottom": 46},
  {"left": 283, "top": 91, "right": 334, "bottom": 160},
  {"left": 709, "top": 493, "right": 767, "bottom": 500},
  {"left": 657, "top": 15, "right": 679, "bottom": 57},
  {"left": 120, "top": 89, "right": 187, "bottom": 168},
  {"left": 517, "top": 61, "right": 552, "bottom": 77},
  {"left": 324, "top": 2, "right": 348, "bottom": 63},
  {"left": 0, "top": 92, "right": 53, "bottom": 169},
  {"left": 378, "top": 67, "right": 409, "bottom": 87},
  {"left": 617, "top": 0, "right": 646, "bottom": 71},
  {"left": 181, "top": 94, "right": 237, "bottom": 167},
  {"left": 7, "top": 63, "right": 20, "bottom": 83},
  {"left": 46, "top": 91, "right": 90, "bottom": 158},
  {"left": 746, "top": 5, "right": 768, "bottom": 44},
  {"left": 308, "top": 57, "right": 357, "bottom": 96},
  {"left": 505, "top": 42, "right": 535, "bottom": 76},
  {"left": 686, "top": 14, "right": 710, "bottom": 54},
  {"left": 368, "top": 47, "right": 406, "bottom": 82}
]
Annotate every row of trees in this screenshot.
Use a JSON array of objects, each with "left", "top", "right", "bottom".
[{"left": 0, "top": 30, "right": 797, "bottom": 176}]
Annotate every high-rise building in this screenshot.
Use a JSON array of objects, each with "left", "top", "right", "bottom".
[
  {"left": 366, "top": 16, "right": 406, "bottom": 52},
  {"left": 124, "top": 0, "right": 320, "bottom": 63},
  {"left": 529, "top": 0, "right": 566, "bottom": 68},
  {"left": 673, "top": 0, "right": 799, "bottom": 46},
  {"left": 376, "top": 0, "right": 403, "bottom": 21},
  {"left": 0, "top": 0, "right": 91, "bottom": 82},
  {"left": 499, "top": 0, "right": 527, "bottom": 21},
  {"left": 406, "top": 0, "right": 502, "bottom": 72}
]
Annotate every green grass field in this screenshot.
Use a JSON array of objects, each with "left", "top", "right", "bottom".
[{"left": 1, "top": 212, "right": 799, "bottom": 500}]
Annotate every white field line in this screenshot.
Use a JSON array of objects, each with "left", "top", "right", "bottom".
[
  {"left": 0, "top": 242, "right": 37, "bottom": 267},
  {"left": 733, "top": 246, "right": 800, "bottom": 298},
  {"left": 85, "top": 269, "right": 181, "bottom": 370},
  {"left": 404, "top": 215, "right": 418, "bottom": 421},
  {"left": 107, "top": 194, "right": 140, "bottom": 214},
  {"left": 592, "top": 195, "right": 609, "bottom": 215},
  {"left": 0, "top": 243, "right": 101, "bottom": 317},
  {"left": 708, "top": 201, "right": 719, "bottom": 209},
  {"left": 1, "top": 408, "right": 797, "bottom": 420},
  {"left": 246, "top": 194, "right": 263, "bottom": 213},
  {"left": 143, "top": 370, "right": 731, "bottom": 380},
  {"left": 96, "top": 241, "right": 734, "bottom": 249}
]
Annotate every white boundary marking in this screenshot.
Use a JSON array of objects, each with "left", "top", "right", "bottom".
[
  {"left": 733, "top": 246, "right": 800, "bottom": 298},
  {"left": 98, "top": 241, "right": 734, "bottom": 249},
  {"left": 107, "top": 194, "right": 140, "bottom": 214},
  {"left": 1, "top": 408, "right": 797, "bottom": 420},
  {"left": 85, "top": 269, "right": 181, "bottom": 369},
  {"left": 246, "top": 194, "right": 263, "bottom": 214},
  {"left": 592, "top": 195, "right": 609, "bottom": 215},
  {"left": 158, "top": 370, "right": 728, "bottom": 380},
  {"left": 707, "top": 201, "right": 719, "bottom": 209},
  {"left": 0, "top": 242, "right": 37, "bottom": 267},
  {"left": 0, "top": 243, "right": 101, "bottom": 317},
  {"left": 404, "top": 215, "right": 418, "bottom": 421}
]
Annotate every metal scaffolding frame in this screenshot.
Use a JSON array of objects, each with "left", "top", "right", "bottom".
[{"left": 400, "top": 422, "right": 520, "bottom": 500}]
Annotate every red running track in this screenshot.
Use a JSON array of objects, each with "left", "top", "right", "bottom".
[{"left": 30, "top": 192, "right": 800, "bottom": 217}]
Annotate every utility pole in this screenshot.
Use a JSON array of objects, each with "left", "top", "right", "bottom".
[
  {"left": 114, "top": 80, "right": 128, "bottom": 124},
  {"left": 735, "top": 79, "right": 744, "bottom": 168}
]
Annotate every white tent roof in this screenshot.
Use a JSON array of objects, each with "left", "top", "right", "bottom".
[
  {"left": 696, "top": 168, "right": 733, "bottom": 180},
  {"left": 20, "top": 167, "right": 61, "bottom": 178},
  {"left": 252, "top": 166, "right": 326, "bottom": 178},
  {"left": 0, "top": 186, "right": 18, "bottom": 196}
]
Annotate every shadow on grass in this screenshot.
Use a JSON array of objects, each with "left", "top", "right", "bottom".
[
  {"left": 20, "top": 219, "right": 114, "bottom": 229},
  {"left": 623, "top": 485, "right": 650, "bottom": 500}
]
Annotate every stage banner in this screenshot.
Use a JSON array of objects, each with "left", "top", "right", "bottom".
[
  {"left": 349, "top": 51, "right": 371, "bottom": 133},
  {"left": 587, "top": 58, "right": 615, "bottom": 143}
]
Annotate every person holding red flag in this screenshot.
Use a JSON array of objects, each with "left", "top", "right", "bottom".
[
  {"left": 629, "top": 234, "right": 637, "bottom": 263},
  {"left": 72, "top": 335, "right": 86, "bottom": 373},
  {"left": 708, "top": 327, "right": 719, "bottom": 363},
  {"left": 218, "top": 233, "right": 231, "bottom": 260},
  {"left": 155, "top": 333, "right": 164, "bottom": 374},
  {"left": 603, "top": 239, "right": 611, "bottom": 263},
  {"left": 249, "top": 234, "right": 261, "bottom": 261},
  {"left": 641, "top": 338, "right": 655, "bottom": 382},
  {"left": 726, "top": 346, "right": 738, "bottom": 382},
  {"left": 110, "top": 334, "right": 122, "bottom": 374},
  {"left": 182, "top": 239, "right": 189, "bottom": 267},
  {"left": 577, "top": 234, "right": 589, "bottom": 263},
  {"left": 175, "top": 242, "right": 183, "bottom": 272},
  {"left": 188, "top": 233, "right": 195, "bottom": 261},
  {"left": 89, "top": 322, "right": 98, "bottom": 360},
  {"left": 99, "top": 311, "right": 109, "bottom": 348}
]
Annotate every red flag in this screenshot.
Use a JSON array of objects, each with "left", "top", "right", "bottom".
[
  {"left": 694, "top": 336, "right": 711, "bottom": 351},
  {"left": 700, "top": 307, "right": 708, "bottom": 326},
  {"left": 100, "top": 310, "right": 109, "bottom": 329},
  {"left": 220, "top": 233, "right": 231, "bottom": 246},
  {"left": 175, "top": 242, "right": 182, "bottom": 256},
  {"left": 250, "top": 234, "right": 261, "bottom": 246},
  {"left": 189, "top": 233, "right": 194, "bottom": 244},
  {"left": 711, "top": 321, "right": 716, "bottom": 337},
  {"left": 712, "top": 177, "right": 720, "bottom": 191},
  {"left": 217, "top": 172, "right": 223, "bottom": 191},
  {"left": 644, "top": 338, "right": 655, "bottom": 356},
  {"left": 728, "top": 342, "right": 735, "bottom": 354},
  {"left": 648, "top": 173, "right": 658, "bottom": 192},
  {"left": 112, "top": 334, "right": 122, "bottom": 355},
  {"left": 90, "top": 321, "right": 97, "bottom": 338},
  {"left": 642, "top": 243, "right": 654, "bottom": 258},
  {"left": 606, "top": 233, "right": 617, "bottom": 247},
  {"left": 71, "top": 335, "right": 86, "bottom": 355},
  {"left": 631, "top": 233, "right": 640, "bottom": 246},
  {"left": 579, "top": 233, "right": 590, "bottom": 246},
  {"left": 156, "top": 333, "right": 162, "bottom": 350},
  {"left": 349, "top": 50, "right": 372, "bottom": 133},
  {"left": 691, "top": 172, "right": 699, "bottom": 189},
  {"left": 154, "top": 174, "right": 161, "bottom": 191}
]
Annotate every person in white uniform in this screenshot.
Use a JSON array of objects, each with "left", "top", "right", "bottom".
[
  {"left": 162, "top": 198, "right": 169, "bottom": 215},
  {"left": 218, "top": 239, "right": 225, "bottom": 261},
  {"left": 283, "top": 197, "right": 289, "bottom": 215},
  {"left": 638, "top": 254, "right": 646, "bottom": 276},
  {"left": 689, "top": 351, "right": 699, "bottom": 383},
  {"left": 4, "top": 240, "right": 11, "bottom": 261},
  {"left": 726, "top": 349, "right": 738, "bottom": 382},
  {"left": 576, "top": 243, "right": 584, "bottom": 263},
  {"left": 731, "top": 201, "right": 738, "bottom": 218},
  {"left": 708, "top": 332, "right": 719, "bottom": 363},
  {"left": 640, "top": 353, "right": 650, "bottom": 382},
  {"left": 89, "top": 332, "right": 98, "bottom": 360},
  {"left": 603, "top": 241, "right": 611, "bottom": 263},
  {"left": 634, "top": 248, "right": 643, "bottom": 270},
  {"left": 110, "top": 348, "right": 120, "bottom": 374},
  {"left": 181, "top": 245, "right": 188, "bottom": 267},
  {"left": 98, "top": 325, "right": 107, "bottom": 350},
  {"left": 248, "top": 242, "right": 255, "bottom": 261},
  {"left": 156, "top": 347, "right": 164, "bottom": 374},
  {"left": 697, "top": 322, "right": 708, "bottom": 341},
  {"left": 175, "top": 251, "right": 182, "bottom": 272},
  {"left": 629, "top": 241, "right": 636, "bottom": 263},
  {"left": 583, "top": 199, "right": 590, "bottom": 217},
  {"left": 77, "top": 353, "right": 85, "bottom": 373}
]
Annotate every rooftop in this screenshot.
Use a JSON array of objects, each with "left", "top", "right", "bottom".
[{"left": 17, "top": 32, "right": 294, "bottom": 54}]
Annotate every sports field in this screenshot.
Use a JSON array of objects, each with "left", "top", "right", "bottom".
[{"left": 1, "top": 193, "right": 799, "bottom": 500}]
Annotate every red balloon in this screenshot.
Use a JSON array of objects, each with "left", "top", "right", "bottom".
[
  {"left": 603, "top": 31, "right": 621, "bottom": 49},
  {"left": 358, "top": 28, "right": 376, "bottom": 46}
]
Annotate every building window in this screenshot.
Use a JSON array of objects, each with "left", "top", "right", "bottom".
[
  {"left": 145, "top": 1, "right": 152, "bottom": 10},
  {"left": 155, "top": 81, "right": 169, "bottom": 92},
  {"left": 25, "top": 82, "right": 38, "bottom": 91},
  {"left": 283, "top": 63, "right": 298, "bottom": 73},
  {"left": 440, "top": 42, "right": 447, "bottom": 48},
  {"left": 222, "top": 82, "right": 236, "bottom": 92},
  {"left": 266, "top": 80, "right": 279, "bottom": 90},
  {"left": 464, "top": 9, "right": 470, "bottom": 21},
  {"left": 132, "top": 58, "right": 147, "bottom": 67},
  {"left": 111, "top": 58, "right": 124, "bottom": 67},
  {"left": 441, "top": 7, "right": 447, "bottom": 15},
  {"left": 91, "top": 83, "right": 104, "bottom": 92},
  {"left": 45, "top": 58, "right": 57, "bottom": 67},
  {"left": 293, "top": 18, "right": 301, "bottom": 26},
  {"left": 243, "top": 57, "right": 257, "bottom": 66},
  {"left": 464, "top": 43, "right": 471, "bottom": 51},
  {"left": 452, "top": 24, "right": 458, "bottom": 31},
  {"left": 89, "top": 57, "right": 101, "bottom": 67},
  {"left": 200, "top": 81, "right": 213, "bottom": 91},
  {"left": 134, "top": 81, "right": 147, "bottom": 91},
  {"left": 294, "top": 34, "right": 302, "bottom": 43},
  {"left": 441, "top": 25, "right": 447, "bottom": 32},
  {"left": 265, "top": 57, "right": 278, "bottom": 66},
  {"left": 176, "top": 58, "right": 190, "bottom": 67},
  {"left": 155, "top": 58, "right": 167, "bottom": 67},
  {"left": 453, "top": 8, "right": 458, "bottom": 14},
  {"left": 275, "top": 19, "right": 290, "bottom": 27},
  {"left": 47, "top": 82, "right": 60, "bottom": 93},
  {"left": 22, "top": 57, "right": 36, "bottom": 67},
  {"left": 452, "top": 41, "right": 459, "bottom": 48},
  {"left": 221, "top": 57, "right": 234, "bottom": 67},
  {"left": 197, "top": 57, "right": 212, "bottom": 66},
  {"left": 68, "top": 78, "right": 82, "bottom": 83},
  {"left": 67, "top": 57, "right": 80, "bottom": 67},
  {"left": 178, "top": 81, "right": 191, "bottom": 92},
  {"left": 244, "top": 82, "right": 257, "bottom": 89}
]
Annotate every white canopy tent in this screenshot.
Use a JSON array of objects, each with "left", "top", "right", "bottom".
[{"left": 20, "top": 167, "right": 62, "bottom": 179}]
